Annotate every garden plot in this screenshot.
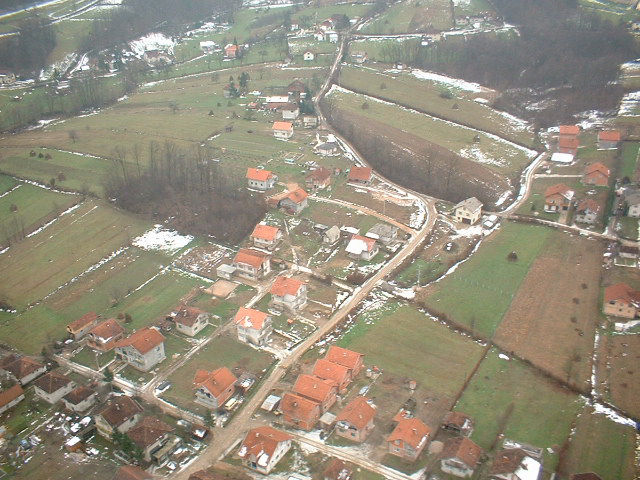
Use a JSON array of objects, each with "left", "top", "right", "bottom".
[{"left": 173, "top": 243, "right": 234, "bottom": 279}]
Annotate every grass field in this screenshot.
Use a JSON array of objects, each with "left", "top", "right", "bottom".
[
  {"left": 361, "top": 0, "right": 453, "bottom": 33},
  {"left": 455, "top": 349, "right": 581, "bottom": 470},
  {"left": 620, "top": 142, "right": 639, "bottom": 180},
  {"left": 326, "top": 88, "right": 535, "bottom": 177},
  {"left": 453, "top": 0, "right": 494, "bottom": 16},
  {"left": 338, "top": 65, "right": 534, "bottom": 147},
  {"left": 423, "top": 222, "right": 551, "bottom": 338},
  {"left": 617, "top": 216, "right": 640, "bottom": 240},
  {"left": 0, "top": 174, "right": 17, "bottom": 194}
]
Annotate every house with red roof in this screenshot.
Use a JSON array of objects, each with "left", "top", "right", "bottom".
[
  {"left": 544, "top": 183, "right": 575, "bottom": 212},
  {"left": 442, "top": 411, "right": 474, "bottom": 436},
  {"left": 490, "top": 448, "right": 542, "bottom": 480},
  {"left": 115, "top": 328, "right": 166, "bottom": 371},
  {"left": 326, "top": 345, "right": 364, "bottom": 376},
  {"left": 33, "top": 371, "right": 75, "bottom": 404},
  {"left": 237, "top": 426, "right": 292, "bottom": 474},
  {"left": 278, "top": 188, "right": 308, "bottom": 214},
  {"left": 306, "top": 167, "right": 332, "bottom": 191},
  {"left": 234, "top": 307, "right": 273, "bottom": 346},
  {"left": 128, "top": 416, "right": 175, "bottom": 463},
  {"left": 194, "top": 367, "right": 237, "bottom": 409},
  {"left": 598, "top": 130, "right": 621, "bottom": 150},
  {"left": 292, "top": 374, "right": 337, "bottom": 412},
  {"left": 224, "top": 44, "right": 241, "bottom": 59},
  {"left": 583, "top": 162, "right": 610, "bottom": 187},
  {"left": 232, "top": 248, "right": 271, "bottom": 280},
  {"left": 0, "top": 355, "right": 46, "bottom": 385},
  {"left": 440, "top": 437, "right": 483, "bottom": 478},
  {"left": 603, "top": 283, "right": 640, "bottom": 319},
  {"left": 335, "top": 396, "right": 376, "bottom": 442},
  {"left": 387, "top": 417, "right": 431, "bottom": 461},
  {"left": 251, "top": 224, "right": 282, "bottom": 250},
  {"left": 347, "top": 166, "right": 373, "bottom": 185},
  {"left": 87, "top": 318, "right": 125, "bottom": 351},
  {"left": 0, "top": 384, "right": 24, "bottom": 415},
  {"left": 94, "top": 396, "right": 143, "bottom": 437},
  {"left": 66, "top": 312, "right": 99, "bottom": 340},
  {"left": 345, "top": 234, "right": 378, "bottom": 261},
  {"left": 575, "top": 198, "right": 600, "bottom": 225},
  {"left": 273, "top": 121, "right": 294, "bottom": 140},
  {"left": 312, "top": 358, "right": 352, "bottom": 393},
  {"left": 271, "top": 276, "right": 307, "bottom": 312},
  {"left": 63, "top": 385, "right": 97, "bottom": 413},
  {"left": 557, "top": 125, "right": 580, "bottom": 155},
  {"left": 246, "top": 168, "right": 276, "bottom": 191},
  {"left": 280, "top": 392, "right": 322, "bottom": 430},
  {"left": 173, "top": 305, "right": 210, "bottom": 337}
]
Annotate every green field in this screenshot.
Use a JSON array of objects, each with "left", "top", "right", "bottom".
[
  {"left": 618, "top": 216, "right": 640, "bottom": 240},
  {"left": 453, "top": 0, "right": 494, "bottom": 16},
  {"left": 424, "top": 222, "right": 551, "bottom": 337},
  {"left": 362, "top": 0, "right": 453, "bottom": 33},
  {"left": 455, "top": 349, "right": 581, "bottom": 470},
  {"left": 620, "top": 141, "right": 639, "bottom": 179},
  {"left": 338, "top": 65, "right": 535, "bottom": 147}
]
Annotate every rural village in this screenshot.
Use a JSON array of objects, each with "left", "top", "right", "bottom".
[{"left": 0, "top": 1, "right": 639, "bottom": 480}]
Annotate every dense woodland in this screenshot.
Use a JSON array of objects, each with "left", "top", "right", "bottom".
[
  {"left": 0, "top": 15, "right": 56, "bottom": 73},
  {"left": 105, "top": 141, "right": 267, "bottom": 244}
]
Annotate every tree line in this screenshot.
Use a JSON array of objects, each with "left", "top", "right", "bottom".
[
  {"left": 0, "top": 14, "right": 56, "bottom": 73},
  {"left": 104, "top": 140, "right": 267, "bottom": 244}
]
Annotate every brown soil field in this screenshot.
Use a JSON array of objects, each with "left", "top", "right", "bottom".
[
  {"left": 597, "top": 334, "right": 640, "bottom": 419},
  {"left": 493, "top": 232, "right": 605, "bottom": 391}
]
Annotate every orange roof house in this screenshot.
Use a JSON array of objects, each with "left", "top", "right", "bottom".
[
  {"left": 173, "top": 305, "right": 209, "bottom": 337},
  {"left": 598, "top": 130, "right": 621, "bottom": 149},
  {"left": 280, "top": 392, "right": 321, "bottom": 430},
  {"left": 278, "top": 188, "right": 308, "bottom": 215},
  {"left": 326, "top": 345, "right": 364, "bottom": 376},
  {"left": 87, "top": 318, "right": 125, "bottom": 351},
  {"left": 0, "top": 384, "right": 24, "bottom": 415},
  {"left": 115, "top": 328, "right": 166, "bottom": 371},
  {"left": 292, "top": 374, "right": 337, "bottom": 412},
  {"left": 66, "top": 312, "right": 99, "bottom": 339},
  {"left": 273, "top": 121, "right": 294, "bottom": 139},
  {"left": 603, "top": 283, "right": 640, "bottom": 319},
  {"left": 194, "top": 367, "right": 237, "bottom": 409},
  {"left": 271, "top": 276, "right": 305, "bottom": 297},
  {"left": 559, "top": 125, "right": 580, "bottom": 137},
  {"left": 558, "top": 136, "right": 579, "bottom": 155},
  {"left": 251, "top": 224, "right": 281, "bottom": 249},
  {"left": 306, "top": 167, "right": 332, "bottom": 190},
  {"left": 348, "top": 166, "right": 373, "bottom": 185},
  {"left": 234, "top": 307, "right": 270, "bottom": 330},
  {"left": 313, "top": 358, "right": 352, "bottom": 393},
  {"left": 336, "top": 396, "right": 376, "bottom": 442},
  {"left": 544, "top": 183, "right": 574, "bottom": 212},
  {"left": 440, "top": 437, "right": 483, "bottom": 478},
  {"left": 113, "top": 465, "right": 153, "bottom": 480},
  {"left": 270, "top": 276, "right": 307, "bottom": 311},
  {"left": 387, "top": 417, "right": 431, "bottom": 461},
  {"left": 116, "top": 328, "right": 165, "bottom": 355},
  {"left": 442, "top": 411, "right": 474, "bottom": 436},
  {"left": 247, "top": 168, "right": 274, "bottom": 183},
  {"left": 234, "top": 307, "right": 272, "bottom": 346},
  {"left": 0, "top": 356, "right": 46, "bottom": 385},
  {"left": 232, "top": 248, "right": 271, "bottom": 280},
  {"left": 224, "top": 44, "right": 241, "bottom": 58},
  {"left": 237, "top": 426, "right": 293, "bottom": 474},
  {"left": 583, "top": 162, "right": 610, "bottom": 186}
]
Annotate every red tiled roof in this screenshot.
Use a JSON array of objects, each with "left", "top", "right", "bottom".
[
  {"left": 33, "top": 371, "right": 72, "bottom": 394},
  {"left": 67, "top": 312, "right": 98, "bottom": 333},
  {"left": 336, "top": 396, "right": 376, "bottom": 430},
  {"left": 234, "top": 307, "right": 269, "bottom": 330},
  {"left": 238, "top": 426, "right": 292, "bottom": 461},
  {"left": 272, "top": 121, "right": 293, "bottom": 132},
  {"left": 604, "top": 283, "right": 640, "bottom": 305},
  {"left": 233, "top": 248, "right": 269, "bottom": 269},
  {"left": 280, "top": 392, "right": 320, "bottom": 424},
  {"left": 246, "top": 167, "right": 274, "bottom": 182},
  {"left": 287, "top": 188, "right": 308, "bottom": 204},
  {"left": 544, "top": 183, "right": 573, "bottom": 199},
  {"left": 326, "top": 345, "right": 363, "bottom": 370},
  {"left": 1, "top": 356, "right": 44, "bottom": 379},
  {"left": 347, "top": 234, "right": 376, "bottom": 253},
  {"left": 194, "top": 367, "right": 237, "bottom": 398},
  {"left": 128, "top": 416, "right": 174, "bottom": 449},
  {"left": 443, "top": 411, "right": 472, "bottom": 428},
  {"left": 271, "top": 276, "right": 305, "bottom": 297},
  {"left": 64, "top": 385, "right": 95, "bottom": 405},
  {"left": 559, "top": 137, "right": 580, "bottom": 149},
  {"left": 0, "top": 384, "right": 24, "bottom": 408},
  {"left": 559, "top": 125, "right": 580, "bottom": 136},
  {"left": 387, "top": 417, "right": 431, "bottom": 449},
  {"left": 598, "top": 130, "right": 621, "bottom": 142},
  {"left": 89, "top": 319, "right": 125, "bottom": 342},
  {"left": 490, "top": 448, "right": 528, "bottom": 475},
  {"left": 585, "top": 162, "right": 610, "bottom": 177},
  {"left": 116, "top": 328, "right": 165, "bottom": 354},
  {"left": 97, "top": 396, "right": 143, "bottom": 428},
  {"left": 292, "top": 374, "right": 336, "bottom": 403},
  {"left": 113, "top": 465, "right": 153, "bottom": 480},
  {"left": 313, "top": 358, "right": 350, "bottom": 385},
  {"left": 441, "top": 437, "right": 483, "bottom": 468},
  {"left": 251, "top": 224, "right": 280, "bottom": 241},
  {"left": 174, "top": 305, "right": 207, "bottom": 328},
  {"left": 348, "top": 166, "right": 372, "bottom": 182},
  {"left": 307, "top": 167, "right": 332, "bottom": 182},
  {"left": 576, "top": 198, "right": 600, "bottom": 214}
]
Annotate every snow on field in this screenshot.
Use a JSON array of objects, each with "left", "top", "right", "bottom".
[
  {"left": 458, "top": 146, "right": 506, "bottom": 167},
  {"left": 618, "top": 91, "right": 640, "bottom": 116},
  {"left": 26, "top": 203, "right": 81, "bottom": 238},
  {"left": 495, "top": 190, "right": 512, "bottom": 207},
  {"left": 614, "top": 320, "right": 640, "bottom": 332},
  {"left": 452, "top": 0, "right": 471, "bottom": 5},
  {"left": 132, "top": 225, "right": 193, "bottom": 254},
  {"left": 129, "top": 33, "right": 176, "bottom": 57},
  {"left": 0, "top": 184, "right": 21, "bottom": 199},
  {"left": 498, "top": 353, "right": 510, "bottom": 360},
  {"left": 410, "top": 200, "right": 426, "bottom": 229},
  {"left": 410, "top": 68, "right": 486, "bottom": 93}
]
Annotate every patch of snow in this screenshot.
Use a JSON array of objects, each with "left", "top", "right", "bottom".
[
  {"left": 591, "top": 401, "right": 637, "bottom": 427},
  {"left": 132, "top": 225, "right": 193, "bottom": 254},
  {"left": 0, "top": 184, "right": 21, "bottom": 199},
  {"left": 128, "top": 33, "right": 176, "bottom": 58},
  {"left": 618, "top": 91, "right": 640, "bottom": 116},
  {"left": 498, "top": 353, "right": 510, "bottom": 360},
  {"left": 26, "top": 203, "right": 81, "bottom": 238},
  {"left": 614, "top": 320, "right": 640, "bottom": 332},
  {"left": 495, "top": 190, "right": 511, "bottom": 207},
  {"left": 410, "top": 68, "right": 486, "bottom": 93},
  {"left": 458, "top": 146, "right": 505, "bottom": 167}
]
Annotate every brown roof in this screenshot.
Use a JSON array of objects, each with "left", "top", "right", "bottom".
[
  {"left": 116, "top": 328, "right": 165, "bottom": 354},
  {"left": 271, "top": 276, "right": 305, "bottom": 297},
  {"left": 286, "top": 188, "right": 308, "bottom": 204},
  {"left": 598, "top": 130, "right": 621, "bottom": 142},
  {"left": 348, "top": 166, "right": 372, "bottom": 182},
  {"left": 64, "top": 385, "right": 95, "bottom": 405},
  {"left": 273, "top": 121, "right": 293, "bottom": 132},
  {"left": 307, "top": 167, "right": 332, "bottom": 182},
  {"left": 559, "top": 125, "right": 580, "bottom": 135},
  {"left": 490, "top": 448, "right": 528, "bottom": 475},
  {"left": 326, "top": 345, "right": 363, "bottom": 370},
  {"left": 234, "top": 307, "right": 269, "bottom": 330},
  {"left": 238, "top": 426, "right": 292, "bottom": 461},
  {"left": 604, "top": 283, "right": 640, "bottom": 305},
  {"left": 128, "top": 416, "right": 174, "bottom": 449},
  {"left": 251, "top": 224, "right": 280, "bottom": 242},
  {"left": 312, "top": 358, "right": 351, "bottom": 385},
  {"left": 336, "top": 396, "right": 376, "bottom": 430},
  {"left": 0, "top": 384, "right": 24, "bottom": 408},
  {"left": 1, "top": 356, "right": 45, "bottom": 380},
  {"left": 323, "top": 458, "right": 353, "bottom": 480},
  {"left": 387, "top": 417, "right": 431, "bottom": 449},
  {"left": 280, "top": 392, "right": 320, "bottom": 423},
  {"left": 113, "top": 465, "right": 153, "bottom": 480},
  {"left": 559, "top": 137, "right": 580, "bottom": 149},
  {"left": 33, "top": 371, "right": 73, "bottom": 394},
  {"left": 443, "top": 411, "right": 472, "bottom": 428},
  {"left": 194, "top": 367, "right": 237, "bottom": 398},
  {"left": 544, "top": 183, "right": 573, "bottom": 199},
  {"left": 233, "top": 248, "right": 269, "bottom": 269},
  {"left": 67, "top": 312, "right": 98, "bottom": 333},
  {"left": 584, "top": 162, "right": 610, "bottom": 177},
  {"left": 576, "top": 198, "right": 600, "bottom": 214},
  {"left": 246, "top": 168, "right": 274, "bottom": 182},
  {"left": 0, "top": 354, "right": 19, "bottom": 369},
  {"left": 174, "top": 306, "right": 207, "bottom": 328},
  {"left": 292, "top": 374, "right": 336, "bottom": 403},
  {"left": 89, "top": 319, "right": 125, "bottom": 342},
  {"left": 97, "top": 396, "right": 143, "bottom": 428},
  {"left": 441, "top": 437, "right": 483, "bottom": 468}
]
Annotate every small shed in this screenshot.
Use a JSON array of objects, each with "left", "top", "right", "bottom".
[{"left": 216, "top": 264, "right": 236, "bottom": 280}]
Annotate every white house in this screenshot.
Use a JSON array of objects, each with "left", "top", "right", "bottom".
[
  {"left": 94, "top": 396, "right": 143, "bottom": 438},
  {"left": 440, "top": 437, "right": 483, "bottom": 478},
  {"left": 366, "top": 223, "right": 398, "bottom": 245},
  {"left": 270, "top": 276, "right": 307, "bottom": 312},
  {"left": 346, "top": 234, "right": 378, "bottom": 261},
  {"left": 282, "top": 104, "right": 300, "bottom": 120},
  {"left": 114, "top": 328, "right": 166, "bottom": 372},
  {"left": 173, "top": 306, "right": 209, "bottom": 337},
  {"left": 232, "top": 248, "right": 271, "bottom": 280},
  {"left": 194, "top": 367, "right": 237, "bottom": 409},
  {"left": 200, "top": 41, "right": 217, "bottom": 54},
  {"left": 490, "top": 448, "right": 542, "bottom": 480},
  {"left": 246, "top": 168, "right": 276, "bottom": 191},
  {"left": 327, "top": 31, "right": 339, "bottom": 43},
  {"left": 0, "top": 355, "right": 47, "bottom": 385},
  {"left": 33, "top": 372, "right": 75, "bottom": 404},
  {"left": 454, "top": 197, "right": 482, "bottom": 225},
  {"left": 273, "top": 121, "right": 294, "bottom": 140},
  {"left": 237, "top": 426, "right": 293, "bottom": 474},
  {"left": 63, "top": 386, "right": 97, "bottom": 413},
  {"left": 251, "top": 224, "right": 282, "bottom": 251},
  {"left": 303, "top": 51, "right": 315, "bottom": 61},
  {"left": 234, "top": 307, "right": 273, "bottom": 346},
  {"left": 0, "top": 384, "right": 24, "bottom": 415}
]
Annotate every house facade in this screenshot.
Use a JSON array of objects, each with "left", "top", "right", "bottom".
[
  {"left": 128, "top": 416, "right": 175, "bottom": 463},
  {"left": 347, "top": 166, "right": 372, "bottom": 185},
  {"left": 280, "top": 392, "right": 321, "bottom": 430},
  {"left": 387, "top": 417, "right": 431, "bottom": 461},
  {"left": 273, "top": 121, "right": 294, "bottom": 139},
  {"left": 0, "top": 384, "right": 25, "bottom": 415},
  {"left": 251, "top": 224, "right": 282, "bottom": 250},
  {"left": 583, "top": 162, "right": 610, "bottom": 186},
  {"left": 194, "top": 367, "right": 237, "bottom": 410},
  {"left": 544, "top": 184, "right": 574, "bottom": 212},
  {"left": 66, "top": 312, "right": 99, "bottom": 340},
  {"left": 313, "top": 358, "right": 352, "bottom": 393},
  {"left": 94, "top": 396, "right": 143, "bottom": 437},
  {"left": 597, "top": 130, "right": 621, "bottom": 150},
  {"left": 454, "top": 197, "right": 483, "bottom": 225},
  {"left": 63, "top": 386, "right": 97, "bottom": 413},
  {"left": 306, "top": 167, "right": 332, "bottom": 190},
  {"left": 0, "top": 70, "right": 16, "bottom": 84},
  {"left": 335, "top": 396, "right": 376, "bottom": 442},
  {"left": 232, "top": 248, "right": 271, "bottom": 280},
  {"left": 366, "top": 223, "right": 398, "bottom": 245},
  {"left": 270, "top": 276, "right": 307, "bottom": 312},
  {"left": 603, "top": 283, "right": 640, "bottom": 319},
  {"left": 292, "top": 374, "right": 338, "bottom": 412},
  {"left": 282, "top": 104, "right": 300, "bottom": 120},
  {"left": 173, "top": 306, "right": 209, "bottom": 337},
  {"left": 0, "top": 356, "right": 46, "bottom": 385},
  {"left": 234, "top": 307, "right": 273, "bottom": 346},
  {"left": 345, "top": 234, "right": 378, "bottom": 261},
  {"left": 86, "top": 318, "right": 125, "bottom": 351},
  {"left": 440, "top": 437, "right": 483, "bottom": 478},
  {"left": 279, "top": 188, "right": 308, "bottom": 215},
  {"left": 246, "top": 168, "right": 276, "bottom": 190},
  {"left": 302, "top": 115, "right": 318, "bottom": 128},
  {"left": 323, "top": 225, "right": 341, "bottom": 245},
  {"left": 625, "top": 192, "right": 640, "bottom": 217},
  {"left": 115, "top": 328, "right": 166, "bottom": 372},
  {"left": 33, "top": 372, "right": 75, "bottom": 404},
  {"left": 237, "top": 426, "right": 293, "bottom": 474}
]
